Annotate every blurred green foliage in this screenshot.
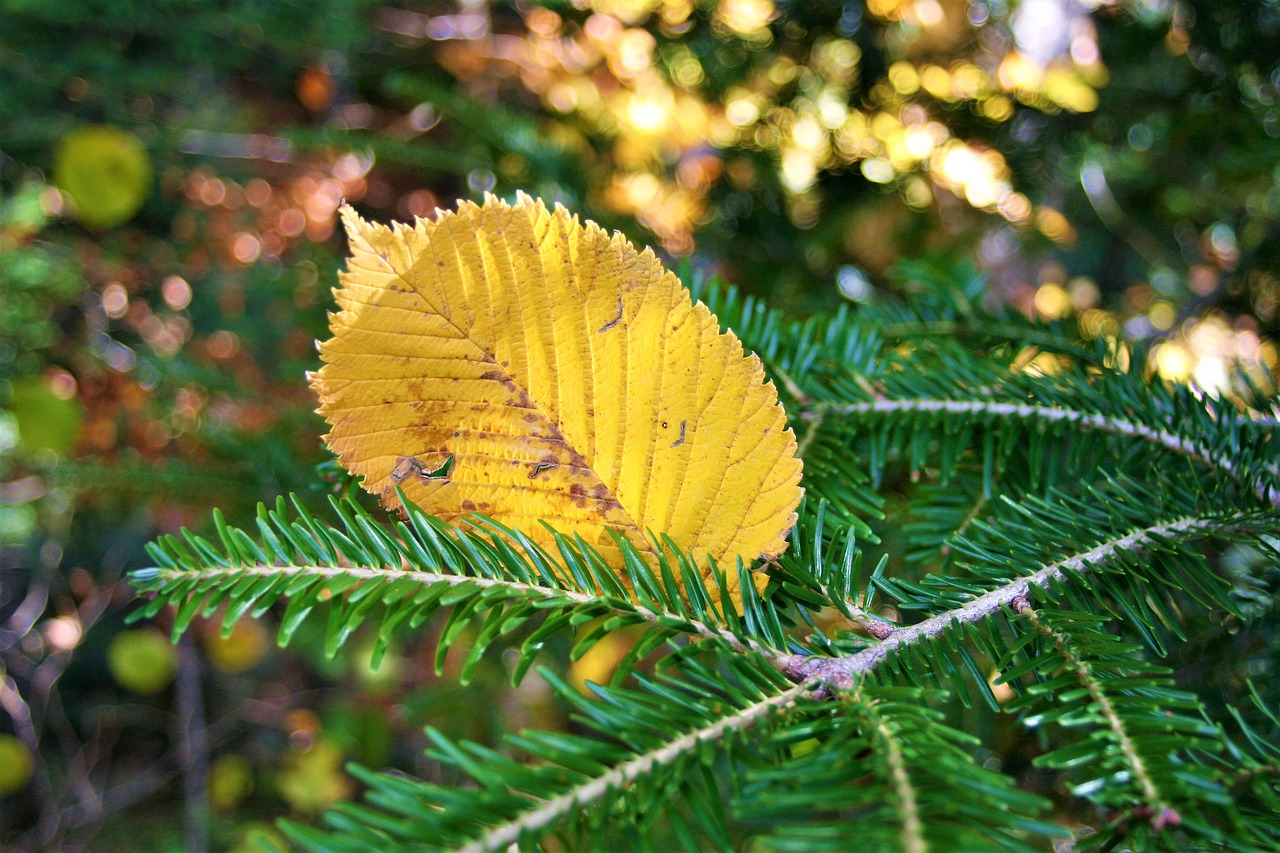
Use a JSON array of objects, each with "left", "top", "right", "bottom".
[{"left": 0, "top": 185, "right": 82, "bottom": 378}]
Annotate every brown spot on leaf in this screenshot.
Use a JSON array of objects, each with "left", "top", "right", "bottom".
[
  {"left": 598, "top": 297, "right": 624, "bottom": 333},
  {"left": 391, "top": 455, "right": 454, "bottom": 483}
]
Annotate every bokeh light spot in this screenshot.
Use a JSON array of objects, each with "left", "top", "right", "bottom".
[
  {"left": 208, "top": 330, "right": 241, "bottom": 360},
  {"left": 162, "top": 276, "right": 193, "bottom": 310},
  {"left": 102, "top": 283, "right": 129, "bottom": 319}
]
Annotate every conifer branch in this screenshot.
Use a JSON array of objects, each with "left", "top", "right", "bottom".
[
  {"left": 808, "top": 398, "right": 1278, "bottom": 505},
  {"left": 796, "top": 405, "right": 826, "bottom": 459},
  {"left": 943, "top": 491, "right": 989, "bottom": 559},
  {"left": 458, "top": 682, "right": 811, "bottom": 853},
  {"left": 877, "top": 318, "right": 1097, "bottom": 361},
  {"left": 122, "top": 269, "right": 1280, "bottom": 850},
  {"left": 786, "top": 513, "right": 1234, "bottom": 689},
  {"left": 1016, "top": 603, "right": 1177, "bottom": 828},
  {"left": 772, "top": 364, "right": 813, "bottom": 406},
  {"left": 142, "top": 562, "right": 763, "bottom": 655},
  {"left": 854, "top": 686, "right": 926, "bottom": 853},
  {"left": 1229, "top": 764, "right": 1280, "bottom": 789}
]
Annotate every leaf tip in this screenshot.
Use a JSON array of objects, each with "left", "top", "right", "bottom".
[{"left": 338, "top": 202, "right": 365, "bottom": 238}]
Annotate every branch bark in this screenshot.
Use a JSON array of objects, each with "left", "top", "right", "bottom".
[
  {"left": 459, "top": 682, "right": 811, "bottom": 853},
  {"left": 142, "top": 562, "right": 771, "bottom": 657},
  {"left": 784, "top": 514, "right": 1220, "bottom": 690},
  {"left": 806, "top": 398, "right": 1279, "bottom": 507}
]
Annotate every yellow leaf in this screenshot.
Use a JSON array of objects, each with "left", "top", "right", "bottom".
[{"left": 311, "top": 193, "right": 802, "bottom": 606}]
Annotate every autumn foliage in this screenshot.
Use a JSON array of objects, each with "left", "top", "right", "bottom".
[{"left": 313, "top": 195, "right": 803, "bottom": 602}]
